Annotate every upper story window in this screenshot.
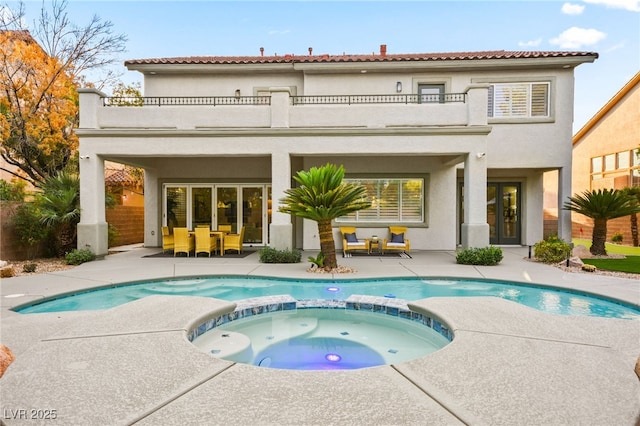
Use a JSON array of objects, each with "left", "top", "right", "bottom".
[
  {"left": 418, "top": 84, "right": 445, "bottom": 103},
  {"left": 488, "top": 82, "right": 550, "bottom": 118},
  {"left": 336, "top": 178, "right": 424, "bottom": 223},
  {"left": 590, "top": 149, "right": 640, "bottom": 188}
]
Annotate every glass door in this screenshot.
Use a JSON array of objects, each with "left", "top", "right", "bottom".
[
  {"left": 216, "top": 187, "right": 238, "bottom": 233},
  {"left": 164, "top": 186, "right": 187, "bottom": 232},
  {"left": 192, "top": 187, "right": 213, "bottom": 229},
  {"left": 242, "top": 187, "right": 264, "bottom": 244},
  {"left": 459, "top": 182, "right": 521, "bottom": 245}
]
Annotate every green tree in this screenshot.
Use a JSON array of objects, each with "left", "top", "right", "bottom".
[
  {"left": 37, "top": 170, "right": 80, "bottom": 256},
  {"left": 0, "top": 0, "right": 127, "bottom": 186},
  {"left": 279, "top": 163, "right": 371, "bottom": 270},
  {"left": 13, "top": 201, "right": 49, "bottom": 260},
  {"left": 563, "top": 189, "right": 640, "bottom": 255},
  {"left": 622, "top": 186, "right": 640, "bottom": 247}
]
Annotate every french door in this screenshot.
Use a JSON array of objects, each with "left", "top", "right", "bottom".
[
  {"left": 459, "top": 182, "right": 521, "bottom": 245},
  {"left": 163, "top": 184, "right": 271, "bottom": 245}
]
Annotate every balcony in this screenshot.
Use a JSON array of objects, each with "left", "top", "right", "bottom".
[{"left": 79, "top": 87, "right": 487, "bottom": 130}]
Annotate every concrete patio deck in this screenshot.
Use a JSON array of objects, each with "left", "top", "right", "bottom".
[{"left": 1, "top": 246, "right": 639, "bottom": 425}]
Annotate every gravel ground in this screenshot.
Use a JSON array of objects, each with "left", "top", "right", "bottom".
[
  {"left": 3, "top": 258, "right": 75, "bottom": 277},
  {"left": 2, "top": 256, "right": 637, "bottom": 280}
]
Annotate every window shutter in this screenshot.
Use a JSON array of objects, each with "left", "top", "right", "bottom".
[{"left": 531, "top": 83, "right": 549, "bottom": 117}]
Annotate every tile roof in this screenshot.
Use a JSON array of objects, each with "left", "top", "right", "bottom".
[{"left": 125, "top": 50, "right": 598, "bottom": 66}]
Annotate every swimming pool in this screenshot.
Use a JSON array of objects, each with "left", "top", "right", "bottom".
[
  {"left": 14, "top": 276, "right": 640, "bottom": 319},
  {"left": 192, "top": 308, "right": 450, "bottom": 370}
]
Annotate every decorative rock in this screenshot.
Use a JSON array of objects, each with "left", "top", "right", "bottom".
[
  {"left": 565, "top": 257, "right": 584, "bottom": 268},
  {"left": 582, "top": 264, "right": 597, "bottom": 272},
  {"left": 0, "top": 265, "right": 15, "bottom": 278},
  {"left": 0, "top": 260, "right": 7, "bottom": 268},
  {"left": 572, "top": 245, "right": 591, "bottom": 259},
  {"left": 0, "top": 345, "right": 15, "bottom": 377}
]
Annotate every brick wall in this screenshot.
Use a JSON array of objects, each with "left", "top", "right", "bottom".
[
  {"left": 106, "top": 205, "right": 144, "bottom": 246},
  {"left": 543, "top": 208, "right": 636, "bottom": 245},
  {"left": 1, "top": 203, "right": 145, "bottom": 260}
]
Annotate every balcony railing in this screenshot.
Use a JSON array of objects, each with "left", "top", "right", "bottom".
[
  {"left": 291, "top": 93, "right": 466, "bottom": 105},
  {"left": 102, "top": 96, "right": 271, "bottom": 107},
  {"left": 101, "top": 93, "right": 466, "bottom": 107}
]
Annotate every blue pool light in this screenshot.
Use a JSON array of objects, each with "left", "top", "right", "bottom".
[
  {"left": 325, "top": 353, "right": 342, "bottom": 362},
  {"left": 326, "top": 286, "right": 340, "bottom": 292}
]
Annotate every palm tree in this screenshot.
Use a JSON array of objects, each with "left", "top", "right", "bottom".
[
  {"left": 279, "top": 163, "right": 371, "bottom": 270},
  {"left": 563, "top": 189, "right": 640, "bottom": 255},
  {"left": 37, "top": 171, "right": 81, "bottom": 256},
  {"left": 622, "top": 186, "right": 640, "bottom": 247}
]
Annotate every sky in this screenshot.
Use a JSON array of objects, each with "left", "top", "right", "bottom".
[{"left": 8, "top": 0, "right": 640, "bottom": 133}]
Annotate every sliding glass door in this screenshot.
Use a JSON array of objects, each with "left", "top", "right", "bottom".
[{"left": 164, "top": 184, "right": 270, "bottom": 245}]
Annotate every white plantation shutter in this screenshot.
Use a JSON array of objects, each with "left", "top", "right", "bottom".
[
  {"left": 338, "top": 179, "right": 423, "bottom": 223},
  {"left": 488, "top": 82, "right": 549, "bottom": 118}
]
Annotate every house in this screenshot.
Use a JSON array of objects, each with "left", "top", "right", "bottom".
[
  {"left": 76, "top": 46, "right": 597, "bottom": 256},
  {"left": 570, "top": 71, "right": 640, "bottom": 242}
]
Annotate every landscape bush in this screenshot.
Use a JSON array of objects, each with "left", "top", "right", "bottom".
[
  {"left": 65, "top": 249, "right": 96, "bottom": 265},
  {"left": 258, "top": 246, "right": 301, "bottom": 263},
  {"left": 611, "top": 232, "right": 623, "bottom": 243},
  {"left": 533, "top": 235, "right": 572, "bottom": 263},
  {"left": 456, "top": 246, "right": 503, "bottom": 266}
]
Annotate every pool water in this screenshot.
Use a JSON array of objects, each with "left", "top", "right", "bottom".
[
  {"left": 192, "top": 308, "right": 450, "bottom": 370},
  {"left": 14, "top": 276, "right": 640, "bottom": 319}
]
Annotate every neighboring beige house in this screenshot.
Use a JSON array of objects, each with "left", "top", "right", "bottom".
[
  {"left": 571, "top": 71, "right": 640, "bottom": 242},
  {"left": 76, "top": 46, "right": 597, "bottom": 256}
]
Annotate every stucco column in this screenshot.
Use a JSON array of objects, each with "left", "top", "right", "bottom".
[
  {"left": 77, "top": 88, "right": 105, "bottom": 129},
  {"left": 557, "top": 166, "right": 572, "bottom": 242},
  {"left": 461, "top": 152, "right": 490, "bottom": 248},
  {"left": 269, "top": 87, "right": 291, "bottom": 128},
  {"left": 270, "top": 152, "right": 293, "bottom": 249},
  {"left": 77, "top": 154, "right": 108, "bottom": 256},
  {"left": 143, "top": 168, "right": 159, "bottom": 247},
  {"left": 465, "top": 83, "right": 489, "bottom": 126}
]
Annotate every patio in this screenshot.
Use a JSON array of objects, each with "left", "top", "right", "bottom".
[{"left": 1, "top": 247, "right": 638, "bottom": 425}]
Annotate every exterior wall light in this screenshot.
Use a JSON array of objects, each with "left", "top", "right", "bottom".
[{"left": 396, "top": 81, "right": 402, "bottom": 93}]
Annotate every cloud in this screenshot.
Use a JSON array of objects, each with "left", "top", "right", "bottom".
[
  {"left": 583, "top": 0, "right": 640, "bottom": 12},
  {"left": 549, "top": 27, "right": 607, "bottom": 48},
  {"left": 561, "top": 3, "right": 585, "bottom": 14},
  {"left": 518, "top": 38, "right": 543, "bottom": 48}
]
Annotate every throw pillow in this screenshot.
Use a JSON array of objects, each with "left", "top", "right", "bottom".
[
  {"left": 345, "top": 233, "right": 358, "bottom": 243},
  {"left": 391, "top": 232, "right": 404, "bottom": 243}
]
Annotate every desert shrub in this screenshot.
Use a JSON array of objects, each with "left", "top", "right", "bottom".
[
  {"left": 611, "top": 232, "right": 623, "bottom": 243},
  {"left": 533, "top": 236, "right": 571, "bottom": 263},
  {"left": 0, "top": 179, "right": 27, "bottom": 202},
  {"left": 12, "top": 202, "right": 49, "bottom": 260},
  {"left": 108, "top": 223, "right": 120, "bottom": 247},
  {"left": 456, "top": 246, "right": 503, "bottom": 266},
  {"left": 22, "top": 263, "right": 37, "bottom": 273},
  {"left": 258, "top": 246, "right": 301, "bottom": 263},
  {"left": 65, "top": 249, "right": 96, "bottom": 265}
]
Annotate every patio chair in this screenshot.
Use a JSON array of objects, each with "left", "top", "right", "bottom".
[
  {"left": 195, "top": 226, "right": 217, "bottom": 257},
  {"left": 340, "top": 226, "right": 369, "bottom": 257},
  {"left": 173, "top": 227, "right": 195, "bottom": 257},
  {"left": 223, "top": 226, "right": 245, "bottom": 255},
  {"left": 162, "top": 226, "right": 174, "bottom": 253},
  {"left": 218, "top": 224, "right": 232, "bottom": 233},
  {"left": 382, "top": 226, "right": 410, "bottom": 254}
]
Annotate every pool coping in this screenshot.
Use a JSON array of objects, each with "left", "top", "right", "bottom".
[{"left": 1, "top": 247, "right": 639, "bottom": 425}]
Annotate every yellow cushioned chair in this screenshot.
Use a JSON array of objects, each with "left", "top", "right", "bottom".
[
  {"left": 173, "top": 227, "right": 195, "bottom": 257},
  {"left": 382, "top": 226, "right": 410, "bottom": 254},
  {"left": 162, "top": 226, "right": 174, "bottom": 253},
  {"left": 195, "top": 227, "right": 217, "bottom": 257},
  {"left": 340, "top": 226, "right": 369, "bottom": 257},
  {"left": 218, "top": 224, "right": 232, "bottom": 233},
  {"left": 223, "top": 226, "right": 245, "bottom": 255}
]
